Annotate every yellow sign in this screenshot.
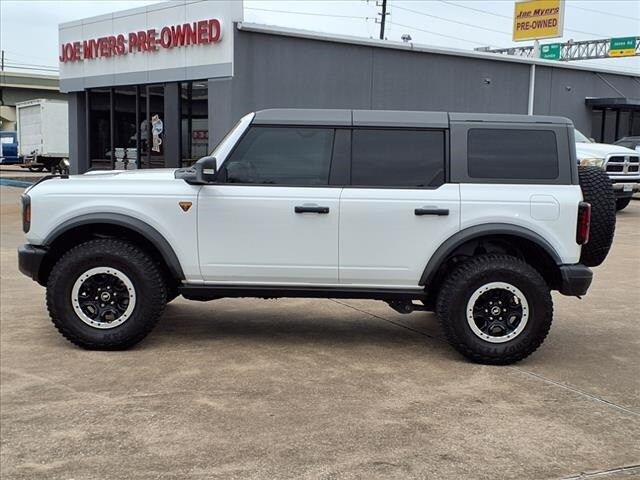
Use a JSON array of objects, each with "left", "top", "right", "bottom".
[{"left": 513, "top": 0, "right": 565, "bottom": 42}]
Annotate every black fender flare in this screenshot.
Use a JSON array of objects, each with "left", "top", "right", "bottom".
[
  {"left": 43, "top": 213, "right": 185, "bottom": 280},
  {"left": 419, "top": 223, "right": 562, "bottom": 286}
]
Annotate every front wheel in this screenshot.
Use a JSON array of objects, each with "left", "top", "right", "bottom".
[
  {"left": 436, "top": 254, "right": 553, "bottom": 365},
  {"left": 46, "top": 239, "right": 167, "bottom": 349}
]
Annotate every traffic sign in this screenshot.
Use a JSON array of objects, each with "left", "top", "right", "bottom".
[
  {"left": 609, "top": 37, "right": 637, "bottom": 57},
  {"left": 540, "top": 43, "right": 561, "bottom": 60}
]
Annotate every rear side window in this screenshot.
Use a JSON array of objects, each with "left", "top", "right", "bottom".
[
  {"left": 223, "top": 127, "right": 334, "bottom": 185},
  {"left": 351, "top": 129, "right": 445, "bottom": 187},
  {"left": 468, "top": 129, "right": 558, "bottom": 179}
]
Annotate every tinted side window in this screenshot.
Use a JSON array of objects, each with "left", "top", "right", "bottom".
[
  {"left": 468, "top": 129, "right": 559, "bottom": 179},
  {"left": 351, "top": 129, "right": 445, "bottom": 187},
  {"left": 223, "top": 127, "right": 334, "bottom": 185}
]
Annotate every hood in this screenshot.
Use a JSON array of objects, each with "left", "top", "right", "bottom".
[
  {"left": 575, "top": 142, "right": 638, "bottom": 159},
  {"left": 76, "top": 168, "right": 179, "bottom": 181}
]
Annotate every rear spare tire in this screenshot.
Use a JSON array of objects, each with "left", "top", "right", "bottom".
[{"left": 578, "top": 166, "right": 616, "bottom": 267}]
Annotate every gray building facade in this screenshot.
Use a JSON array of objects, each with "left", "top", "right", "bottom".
[{"left": 61, "top": 14, "right": 640, "bottom": 173}]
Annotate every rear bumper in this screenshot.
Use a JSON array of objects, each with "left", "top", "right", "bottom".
[
  {"left": 18, "top": 244, "right": 47, "bottom": 284},
  {"left": 558, "top": 264, "right": 593, "bottom": 296}
]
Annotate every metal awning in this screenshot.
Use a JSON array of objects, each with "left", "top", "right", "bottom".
[{"left": 585, "top": 97, "right": 640, "bottom": 110}]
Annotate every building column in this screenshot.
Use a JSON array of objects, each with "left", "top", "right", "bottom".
[
  {"left": 163, "top": 82, "right": 181, "bottom": 168},
  {"left": 68, "top": 92, "right": 88, "bottom": 174},
  {"left": 208, "top": 77, "right": 233, "bottom": 149}
]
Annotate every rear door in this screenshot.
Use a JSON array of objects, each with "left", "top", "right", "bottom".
[
  {"left": 198, "top": 125, "right": 342, "bottom": 284},
  {"left": 339, "top": 128, "right": 460, "bottom": 287}
]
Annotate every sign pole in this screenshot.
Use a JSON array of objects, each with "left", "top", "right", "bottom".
[{"left": 528, "top": 63, "right": 536, "bottom": 115}]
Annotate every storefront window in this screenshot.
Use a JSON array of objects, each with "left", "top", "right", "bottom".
[
  {"left": 86, "top": 81, "right": 207, "bottom": 171},
  {"left": 143, "top": 85, "right": 165, "bottom": 168},
  {"left": 181, "top": 81, "right": 209, "bottom": 167},
  {"left": 88, "top": 88, "right": 112, "bottom": 169},
  {"left": 113, "top": 86, "right": 137, "bottom": 169}
]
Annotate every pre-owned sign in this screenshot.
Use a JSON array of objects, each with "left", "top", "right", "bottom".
[
  {"left": 58, "top": 0, "right": 243, "bottom": 92},
  {"left": 513, "top": 0, "right": 565, "bottom": 42},
  {"left": 59, "top": 19, "right": 222, "bottom": 62}
]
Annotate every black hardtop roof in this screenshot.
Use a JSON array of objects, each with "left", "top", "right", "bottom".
[{"left": 252, "top": 109, "right": 573, "bottom": 128}]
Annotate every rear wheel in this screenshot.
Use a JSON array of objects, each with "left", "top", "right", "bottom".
[
  {"left": 46, "top": 239, "right": 167, "bottom": 349},
  {"left": 616, "top": 197, "right": 631, "bottom": 211},
  {"left": 436, "top": 254, "right": 553, "bottom": 365}
]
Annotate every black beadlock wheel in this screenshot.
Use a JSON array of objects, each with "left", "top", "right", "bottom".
[
  {"left": 578, "top": 166, "right": 616, "bottom": 267},
  {"left": 615, "top": 197, "right": 631, "bottom": 211},
  {"left": 436, "top": 254, "right": 553, "bottom": 365},
  {"left": 46, "top": 239, "right": 167, "bottom": 350}
]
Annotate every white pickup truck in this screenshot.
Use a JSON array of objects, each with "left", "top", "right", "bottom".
[
  {"left": 18, "top": 110, "right": 616, "bottom": 364},
  {"left": 575, "top": 129, "right": 639, "bottom": 211}
]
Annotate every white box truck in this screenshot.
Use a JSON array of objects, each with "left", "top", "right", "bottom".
[{"left": 17, "top": 99, "right": 69, "bottom": 173}]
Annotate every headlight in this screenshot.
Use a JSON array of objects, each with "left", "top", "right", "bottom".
[{"left": 579, "top": 158, "right": 605, "bottom": 168}]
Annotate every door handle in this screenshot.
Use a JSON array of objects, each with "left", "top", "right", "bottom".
[
  {"left": 295, "top": 205, "right": 330, "bottom": 214},
  {"left": 415, "top": 207, "right": 449, "bottom": 216}
]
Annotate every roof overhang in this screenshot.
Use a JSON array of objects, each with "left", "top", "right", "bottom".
[{"left": 585, "top": 97, "right": 640, "bottom": 110}]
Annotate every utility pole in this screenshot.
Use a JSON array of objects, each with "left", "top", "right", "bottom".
[{"left": 378, "top": 0, "right": 388, "bottom": 40}]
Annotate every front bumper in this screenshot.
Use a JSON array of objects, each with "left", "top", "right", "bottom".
[
  {"left": 610, "top": 179, "right": 640, "bottom": 198},
  {"left": 558, "top": 264, "right": 593, "bottom": 296},
  {"left": 18, "top": 244, "right": 47, "bottom": 284}
]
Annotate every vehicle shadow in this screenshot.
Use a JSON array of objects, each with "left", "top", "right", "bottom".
[{"left": 149, "top": 299, "right": 447, "bottom": 351}]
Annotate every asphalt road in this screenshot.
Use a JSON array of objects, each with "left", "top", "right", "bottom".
[{"left": 1, "top": 185, "right": 639, "bottom": 480}]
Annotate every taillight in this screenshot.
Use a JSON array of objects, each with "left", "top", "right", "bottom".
[
  {"left": 576, "top": 201, "right": 591, "bottom": 245},
  {"left": 21, "top": 194, "right": 31, "bottom": 233}
]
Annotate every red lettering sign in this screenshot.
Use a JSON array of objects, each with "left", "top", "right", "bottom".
[{"left": 59, "top": 18, "right": 223, "bottom": 62}]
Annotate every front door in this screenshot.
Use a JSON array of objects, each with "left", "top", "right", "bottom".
[{"left": 198, "top": 126, "right": 341, "bottom": 284}]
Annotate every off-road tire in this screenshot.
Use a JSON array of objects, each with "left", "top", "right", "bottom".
[
  {"left": 578, "top": 166, "right": 616, "bottom": 267},
  {"left": 436, "top": 254, "right": 553, "bottom": 365},
  {"left": 46, "top": 239, "right": 167, "bottom": 349},
  {"left": 615, "top": 197, "right": 631, "bottom": 211}
]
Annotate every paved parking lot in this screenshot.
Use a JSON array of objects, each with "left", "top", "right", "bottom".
[{"left": 1, "top": 185, "right": 639, "bottom": 480}]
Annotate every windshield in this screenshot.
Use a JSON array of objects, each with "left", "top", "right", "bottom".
[{"left": 574, "top": 129, "right": 592, "bottom": 143}]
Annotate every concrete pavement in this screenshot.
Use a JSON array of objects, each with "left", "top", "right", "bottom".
[{"left": 1, "top": 185, "right": 639, "bottom": 480}]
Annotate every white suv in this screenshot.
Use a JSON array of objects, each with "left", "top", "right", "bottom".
[{"left": 18, "top": 110, "right": 616, "bottom": 364}]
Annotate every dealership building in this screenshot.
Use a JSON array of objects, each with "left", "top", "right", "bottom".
[{"left": 58, "top": 0, "right": 640, "bottom": 173}]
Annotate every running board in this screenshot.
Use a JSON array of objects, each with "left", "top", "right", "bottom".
[{"left": 179, "top": 284, "right": 427, "bottom": 302}]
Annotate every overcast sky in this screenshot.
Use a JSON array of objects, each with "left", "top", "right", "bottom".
[{"left": 1, "top": 0, "right": 638, "bottom": 74}]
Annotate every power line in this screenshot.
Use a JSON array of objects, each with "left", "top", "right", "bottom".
[
  {"left": 4, "top": 58, "right": 58, "bottom": 70},
  {"left": 388, "top": 20, "right": 486, "bottom": 45},
  {"left": 245, "top": 7, "right": 366, "bottom": 20},
  {"left": 4, "top": 50, "right": 58, "bottom": 64},
  {"left": 2, "top": 63, "right": 59, "bottom": 73},
  {"left": 567, "top": 3, "right": 640, "bottom": 22},
  {"left": 439, "top": 0, "right": 607, "bottom": 38},
  {"left": 392, "top": 3, "right": 511, "bottom": 36}
]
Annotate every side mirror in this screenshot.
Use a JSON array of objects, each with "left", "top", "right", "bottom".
[
  {"left": 197, "top": 156, "right": 217, "bottom": 183},
  {"left": 174, "top": 156, "right": 218, "bottom": 185}
]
